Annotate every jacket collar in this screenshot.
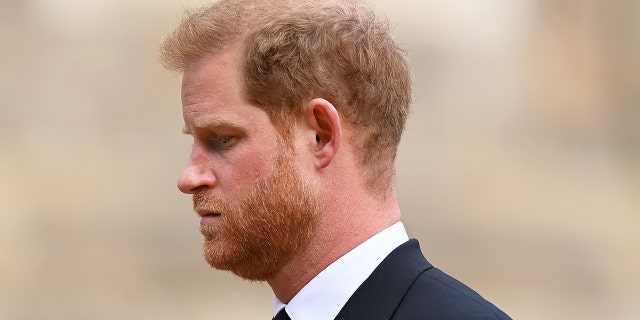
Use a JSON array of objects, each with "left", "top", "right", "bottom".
[{"left": 335, "top": 239, "right": 432, "bottom": 320}]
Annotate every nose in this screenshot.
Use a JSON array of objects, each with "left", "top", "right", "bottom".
[{"left": 177, "top": 149, "right": 216, "bottom": 194}]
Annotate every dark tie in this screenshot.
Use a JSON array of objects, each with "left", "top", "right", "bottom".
[{"left": 273, "top": 307, "right": 291, "bottom": 320}]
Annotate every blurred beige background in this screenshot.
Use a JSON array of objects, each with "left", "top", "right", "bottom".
[{"left": 1, "top": 0, "right": 638, "bottom": 319}]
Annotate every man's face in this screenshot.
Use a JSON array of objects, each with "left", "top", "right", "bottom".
[{"left": 178, "top": 46, "right": 320, "bottom": 280}]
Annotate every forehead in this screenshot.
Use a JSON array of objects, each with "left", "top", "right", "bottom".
[
  {"left": 180, "top": 46, "right": 267, "bottom": 129},
  {"left": 181, "top": 45, "right": 242, "bottom": 105}
]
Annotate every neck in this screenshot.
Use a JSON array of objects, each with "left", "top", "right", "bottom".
[{"left": 267, "top": 184, "right": 401, "bottom": 303}]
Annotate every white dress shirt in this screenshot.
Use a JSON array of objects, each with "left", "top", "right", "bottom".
[{"left": 273, "top": 221, "right": 409, "bottom": 320}]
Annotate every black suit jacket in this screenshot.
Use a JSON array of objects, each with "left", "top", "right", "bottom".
[{"left": 335, "top": 239, "right": 511, "bottom": 319}]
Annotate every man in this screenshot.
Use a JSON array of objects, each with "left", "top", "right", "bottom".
[{"left": 160, "top": 0, "right": 511, "bottom": 319}]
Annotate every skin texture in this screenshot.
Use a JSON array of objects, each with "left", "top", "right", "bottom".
[{"left": 177, "top": 44, "right": 402, "bottom": 303}]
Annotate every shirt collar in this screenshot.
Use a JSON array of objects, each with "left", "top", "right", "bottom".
[{"left": 274, "top": 221, "right": 409, "bottom": 320}]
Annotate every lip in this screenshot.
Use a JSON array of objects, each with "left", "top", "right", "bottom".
[
  {"left": 197, "top": 210, "right": 221, "bottom": 225},
  {"left": 196, "top": 209, "right": 217, "bottom": 217}
]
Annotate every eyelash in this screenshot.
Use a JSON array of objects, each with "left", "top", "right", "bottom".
[
  {"left": 209, "top": 135, "right": 235, "bottom": 149},
  {"left": 217, "top": 135, "right": 232, "bottom": 144}
]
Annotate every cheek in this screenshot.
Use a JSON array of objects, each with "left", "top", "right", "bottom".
[{"left": 223, "top": 151, "right": 274, "bottom": 196}]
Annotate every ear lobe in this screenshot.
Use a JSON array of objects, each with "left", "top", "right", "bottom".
[{"left": 305, "top": 98, "right": 342, "bottom": 169}]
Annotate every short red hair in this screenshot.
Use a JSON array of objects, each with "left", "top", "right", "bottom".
[{"left": 160, "top": 0, "right": 412, "bottom": 192}]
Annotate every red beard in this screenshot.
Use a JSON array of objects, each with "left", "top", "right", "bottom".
[{"left": 194, "top": 152, "right": 320, "bottom": 280}]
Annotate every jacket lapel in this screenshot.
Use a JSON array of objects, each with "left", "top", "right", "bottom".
[{"left": 334, "top": 239, "right": 432, "bottom": 320}]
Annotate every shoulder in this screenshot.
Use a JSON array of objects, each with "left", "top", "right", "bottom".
[
  {"left": 336, "top": 239, "right": 511, "bottom": 320},
  {"left": 392, "top": 266, "right": 511, "bottom": 320}
]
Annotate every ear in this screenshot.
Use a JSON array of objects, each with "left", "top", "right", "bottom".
[{"left": 303, "top": 98, "right": 342, "bottom": 169}]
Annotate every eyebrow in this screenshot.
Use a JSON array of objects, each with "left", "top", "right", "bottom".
[{"left": 182, "top": 119, "right": 247, "bottom": 136}]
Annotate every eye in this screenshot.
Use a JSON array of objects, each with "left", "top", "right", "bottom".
[
  {"left": 217, "top": 135, "right": 232, "bottom": 144},
  {"left": 208, "top": 134, "right": 237, "bottom": 150}
]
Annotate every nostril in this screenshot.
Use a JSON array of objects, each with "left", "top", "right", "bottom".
[{"left": 190, "top": 185, "right": 209, "bottom": 194}]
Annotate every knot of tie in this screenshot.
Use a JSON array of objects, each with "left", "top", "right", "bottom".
[{"left": 273, "top": 307, "right": 291, "bottom": 320}]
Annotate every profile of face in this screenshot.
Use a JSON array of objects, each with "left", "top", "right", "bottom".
[
  {"left": 178, "top": 46, "right": 321, "bottom": 280},
  {"left": 196, "top": 150, "right": 320, "bottom": 280}
]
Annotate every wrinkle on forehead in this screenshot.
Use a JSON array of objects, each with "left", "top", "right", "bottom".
[
  {"left": 181, "top": 82, "right": 226, "bottom": 108},
  {"left": 180, "top": 46, "right": 245, "bottom": 108}
]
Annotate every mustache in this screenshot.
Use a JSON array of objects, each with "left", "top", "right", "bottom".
[{"left": 193, "top": 192, "right": 229, "bottom": 213}]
